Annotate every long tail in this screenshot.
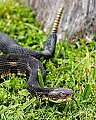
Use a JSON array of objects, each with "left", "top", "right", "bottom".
[{"left": 52, "top": 4, "right": 64, "bottom": 33}]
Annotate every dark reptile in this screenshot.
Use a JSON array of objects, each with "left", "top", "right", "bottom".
[{"left": 0, "top": 5, "right": 74, "bottom": 102}]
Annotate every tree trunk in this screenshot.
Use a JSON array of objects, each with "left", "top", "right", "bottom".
[{"left": 27, "top": 0, "right": 96, "bottom": 42}]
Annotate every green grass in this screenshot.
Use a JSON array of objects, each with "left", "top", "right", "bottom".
[{"left": 0, "top": 1, "right": 96, "bottom": 120}]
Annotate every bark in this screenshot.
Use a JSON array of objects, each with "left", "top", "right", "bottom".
[{"left": 27, "top": 0, "right": 96, "bottom": 42}]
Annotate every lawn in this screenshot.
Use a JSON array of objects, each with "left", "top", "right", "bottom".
[{"left": 0, "top": 1, "right": 96, "bottom": 120}]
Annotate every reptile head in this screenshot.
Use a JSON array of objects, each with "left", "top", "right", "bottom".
[
  {"left": 27, "top": 84, "right": 74, "bottom": 102},
  {"left": 47, "top": 88, "right": 74, "bottom": 102}
]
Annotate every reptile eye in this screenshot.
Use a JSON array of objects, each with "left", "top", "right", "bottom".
[{"left": 59, "top": 92, "right": 64, "bottom": 97}]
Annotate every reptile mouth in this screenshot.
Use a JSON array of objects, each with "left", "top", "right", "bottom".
[{"left": 50, "top": 95, "right": 74, "bottom": 103}]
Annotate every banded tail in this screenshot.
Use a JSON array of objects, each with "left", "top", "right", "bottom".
[{"left": 52, "top": 5, "right": 64, "bottom": 33}]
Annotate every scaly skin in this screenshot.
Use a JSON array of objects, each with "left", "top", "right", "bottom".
[{"left": 0, "top": 5, "right": 74, "bottom": 101}]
